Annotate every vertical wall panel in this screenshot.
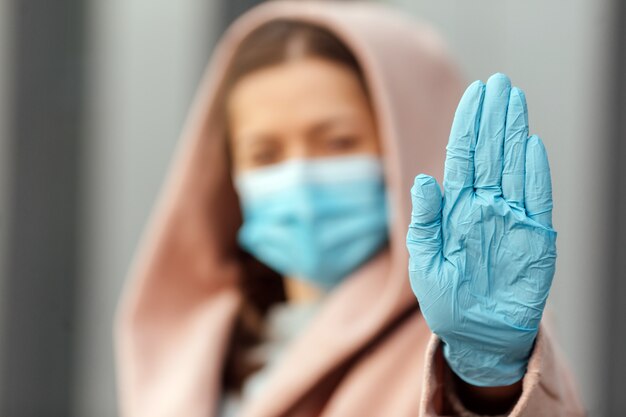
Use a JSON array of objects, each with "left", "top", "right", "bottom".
[
  {"left": 1, "top": 0, "right": 85, "bottom": 415},
  {"left": 606, "top": 0, "right": 626, "bottom": 413},
  {"left": 0, "top": 0, "right": 12, "bottom": 405}
]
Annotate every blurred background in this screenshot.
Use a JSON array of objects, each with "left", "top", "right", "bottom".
[{"left": 0, "top": 0, "right": 624, "bottom": 416}]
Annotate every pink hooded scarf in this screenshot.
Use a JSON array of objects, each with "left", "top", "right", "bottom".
[{"left": 115, "top": 1, "right": 585, "bottom": 416}]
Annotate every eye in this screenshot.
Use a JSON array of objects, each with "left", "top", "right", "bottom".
[
  {"left": 249, "top": 145, "right": 281, "bottom": 166},
  {"left": 247, "top": 141, "right": 283, "bottom": 166},
  {"left": 325, "top": 135, "right": 359, "bottom": 151}
]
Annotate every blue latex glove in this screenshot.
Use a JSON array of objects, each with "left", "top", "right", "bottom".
[{"left": 406, "top": 73, "right": 557, "bottom": 387}]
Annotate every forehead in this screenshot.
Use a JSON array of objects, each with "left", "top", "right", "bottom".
[{"left": 227, "top": 57, "right": 371, "bottom": 133}]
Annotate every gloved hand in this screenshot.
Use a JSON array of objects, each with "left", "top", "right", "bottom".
[{"left": 406, "top": 73, "right": 557, "bottom": 387}]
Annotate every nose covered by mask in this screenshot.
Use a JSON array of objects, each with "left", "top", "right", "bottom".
[{"left": 234, "top": 155, "right": 389, "bottom": 289}]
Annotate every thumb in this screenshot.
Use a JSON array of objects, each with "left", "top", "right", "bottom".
[{"left": 407, "top": 174, "right": 444, "bottom": 277}]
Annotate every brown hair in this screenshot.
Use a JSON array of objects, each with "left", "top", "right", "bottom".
[{"left": 221, "top": 19, "right": 367, "bottom": 393}]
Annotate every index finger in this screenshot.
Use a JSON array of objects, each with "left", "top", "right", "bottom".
[
  {"left": 443, "top": 80, "right": 485, "bottom": 200},
  {"left": 474, "top": 73, "right": 511, "bottom": 193}
]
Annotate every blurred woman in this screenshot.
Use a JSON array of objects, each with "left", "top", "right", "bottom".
[{"left": 115, "top": 1, "right": 584, "bottom": 416}]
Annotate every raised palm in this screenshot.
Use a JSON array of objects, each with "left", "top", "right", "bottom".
[{"left": 406, "top": 73, "right": 556, "bottom": 386}]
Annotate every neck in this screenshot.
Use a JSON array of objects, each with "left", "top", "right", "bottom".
[{"left": 283, "top": 276, "right": 325, "bottom": 304}]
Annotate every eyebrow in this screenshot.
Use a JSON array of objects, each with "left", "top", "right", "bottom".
[
  {"left": 236, "top": 134, "right": 279, "bottom": 150},
  {"left": 306, "top": 115, "right": 359, "bottom": 137},
  {"left": 237, "top": 114, "right": 360, "bottom": 145}
]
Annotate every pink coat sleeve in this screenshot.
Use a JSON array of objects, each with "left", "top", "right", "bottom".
[{"left": 419, "top": 324, "right": 587, "bottom": 416}]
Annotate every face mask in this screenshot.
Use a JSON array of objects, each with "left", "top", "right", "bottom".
[{"left": 234, "top": 154, "right": 389, "bottom": 289}]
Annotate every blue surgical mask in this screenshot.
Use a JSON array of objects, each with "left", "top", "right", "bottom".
[{"left": 234, "top": 154, "right": 389, "bottom": 289}]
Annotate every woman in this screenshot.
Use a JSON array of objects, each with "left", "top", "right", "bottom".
[{"left": 115, "top": 1, "right": 585, "bottom": 416}]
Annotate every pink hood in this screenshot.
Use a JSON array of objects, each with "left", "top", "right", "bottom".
[{"left": 115, "top": 1, "right": 466, "bottom": 416}]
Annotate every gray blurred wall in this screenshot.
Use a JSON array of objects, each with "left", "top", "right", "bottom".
[
  {"left": 73, "top": 1, "right": 220, "bottom": 415},
  {"left": 387, "top": 1, "right": 613, "bottom": 415}
]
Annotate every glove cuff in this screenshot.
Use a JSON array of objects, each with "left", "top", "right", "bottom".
[{"left": 442, "top": 339, "right": 535, "bottom": 387}]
